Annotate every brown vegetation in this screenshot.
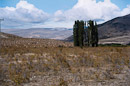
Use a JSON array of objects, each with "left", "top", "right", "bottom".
[{"left": 0, "top": 38, "right": 130, "bottom": 86}]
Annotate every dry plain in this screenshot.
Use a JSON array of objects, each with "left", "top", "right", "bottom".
[{"left": 0, "top": 38, "right": 130, "bottom": 86}]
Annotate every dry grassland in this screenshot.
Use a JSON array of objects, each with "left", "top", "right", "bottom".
[{"left": 0, "top": 38, "right": 130, "bottom": 86}]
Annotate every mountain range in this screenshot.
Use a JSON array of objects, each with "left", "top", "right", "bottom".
[
  {"left": 1, "top": 14, "right": 130, "bottom": 45},
  {"left": 2, "top": 28, "right": 73, "bottom": 40}
]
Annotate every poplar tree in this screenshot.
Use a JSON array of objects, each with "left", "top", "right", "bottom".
[
  {"left": 94, "top": 22, "right": 98, "bottom": 47},
  {"left": 78, "top": 20, "right": 84, "bottom": 47},
  {"left": 73, "top": 20, "right": 84, "bottom": 47},
  {"left": 87, "top": 20, "right": 98, "bottom": 47},
  {"left": 73, "top": 20, "right": 98, "bottom": 47},
  {"left": 73, "top": 20, "right": 79, "bottom": 46}
]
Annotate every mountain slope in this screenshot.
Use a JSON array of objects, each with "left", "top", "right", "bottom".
[
  {"left": 98, "top": 14, "right": 130, "bottom": 39},
  {"left": 65, "top": 14, "right": 130, "bottom": 44},
  {"left": 0, "top": 32, "right": 22, "bottom": 39}
]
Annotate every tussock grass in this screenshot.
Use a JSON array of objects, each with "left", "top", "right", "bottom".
[{"left": 0, "top": 38, "right": 130, "bottom": 85}]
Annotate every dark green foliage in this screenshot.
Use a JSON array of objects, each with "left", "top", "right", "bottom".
[
  {"left": 73, "top": 20, "right": 85, "bottom": 47},
  {"left": 99, "top": 44, "right": 126, "bottom": 47},
  {"left": 95, "top": 22, "right": 98, "bottom": 46},
  {"left": 73, "top": 20, "right": 98, "bottom": 47},
  {"left": 78, "top": 21, "right": 84, "bottom": 48},
  {"left": 73, "top": 21, "right": 79, "bottom": 46},
  {"left": 87, "top": 20, "right": 98, "bottom": 47}
]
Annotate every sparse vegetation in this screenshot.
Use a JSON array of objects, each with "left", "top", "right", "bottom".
[{"left": 0, "top": 38, "right": 130, "bottom": 86}]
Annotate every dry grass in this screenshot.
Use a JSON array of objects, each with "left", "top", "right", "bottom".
[{"left": 0, "top": 38, "right": 130, "bottom": 86}]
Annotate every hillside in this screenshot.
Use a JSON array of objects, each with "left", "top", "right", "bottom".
[
  {"left": 0, "top": 32, "right": 22, "bottom": 39},
  {"left": 65, "top": 14, "right": 130, "bottom": 44},
  {"left": 98, "top": 14, "right": 130, "bottom": 39}
]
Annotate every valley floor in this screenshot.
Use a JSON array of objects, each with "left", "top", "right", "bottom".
[{"left": 0, "top": 38, "right": 130, "bottom": 86}]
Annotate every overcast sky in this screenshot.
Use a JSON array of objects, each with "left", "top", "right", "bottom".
[{"left": 0, "top": 0, "right": 130, "bottom": 29}]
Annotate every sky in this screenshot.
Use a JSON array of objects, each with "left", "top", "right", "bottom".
[{"left": 0, "top": 0, "right": 130, "bottom": 29}]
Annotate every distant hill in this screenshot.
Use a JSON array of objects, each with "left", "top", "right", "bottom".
[
  {"left": 98, "top": 14, "right": 130, "bottom": 39},
  {"left": 0, "top": 32, "right": 22, "bottom": 39},
  {"left": 64, "top": 35, "right": 73, "bottom": 42},
  {"left": 2, "top": 28, "right": 73, "bottom": 40},
  {"left": 65, "top": 14, "right": 130, "bottom": 45}
]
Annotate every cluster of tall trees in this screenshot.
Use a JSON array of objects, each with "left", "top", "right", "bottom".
[{"left": 73, "top": 20, "right": 98, "bottom": 47}]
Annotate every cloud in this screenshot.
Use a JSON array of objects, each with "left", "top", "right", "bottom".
[
  {"left": 120, "top": 5, "right": 130, "bottom": 16},
  {"left": 0, "top": 0, "right": 130, "bottom": 28},
  {"left": 54, "top": 0, "right": 130, "bottom": 23},
  {"left": 0, "top": 1, "right": 49, "bottom": 28}
]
